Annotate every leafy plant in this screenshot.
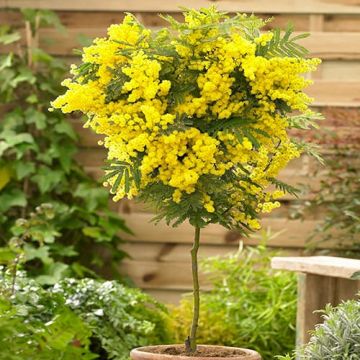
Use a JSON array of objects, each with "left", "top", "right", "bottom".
[
  {"left": 171, "top": 235, "right": 297, "bottom": 359},
  {"left": 293, "top": 142, "right": 360, "bottom": 255},
  {"left": 53, "top": 7, "right": 320, "bottom": 353},
  {"left": 0, "top": 203, "right": 59, "bottom": 290},
  {"left": 257, "top": 23, "right": 309, "bottom": 58},
  {"left": 53, "top": 278, "right": 172, "bottom": 359},
  {"left": 277, "top": 299, "right": 360, "bottom": 360},
  {"left": 0, "top": 270, "right": 171, "bottom": 360},
  {"left": 0, "top": 9, "right": 131, "bottom": 283},
  {"left": 0, "top": 272, "right": 96, "bottom": 360},
  {"left": 302, "top": 300, "right": 360, "bottom": 359}
]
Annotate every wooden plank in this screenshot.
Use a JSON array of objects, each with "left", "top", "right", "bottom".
[
  {"left": 120, "top": 260, "right": 210, "bottom": 290},
  {"left": 71, "top": 120, "right": 103, "bottom": 147},
  {"left": 271, "top": 256, "right": 360, "bottom": 279},
  {"left": 75, "top": 148, "right": 106, "bottom": 167},
  {"left": 121, "top": 242, "right": 303, "bottom": 263},
  {"left": 145, "top": 288, "right": 185, "bottom": 304},
  {"left": 309, "top": 14, "right": 325, "bottom": 31},
  {"left": 296, "top": 274, "right": 337, "bottom": 346},
  {"left": 319, "top": 60, "right": 360, "bottom": 81},
  {"left": 2, "top": 0, "right": 360, "bottom": 15},
  {"left": 307, "top": 81, "right": 360, "bottom": 107},
  {"left": 299, "top": 32, "right": 360, "bottom": 60},
  {"left": 120, "top": 212, "right": 323, "bottom": 248},
  {"left": 309, "top": 15, "right": 325, "bottom": 79},
  {"left": 0, "top": 10, "right": 309, "bottom": 31},
  {"left": 324, "top": 14, "right": 360, "bottom": 32}
]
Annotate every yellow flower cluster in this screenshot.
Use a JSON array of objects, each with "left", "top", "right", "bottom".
[{"left": 52, "top": 8, "right": 320, "bottom": 230}]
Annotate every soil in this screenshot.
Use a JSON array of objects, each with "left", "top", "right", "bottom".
[{"left": 143, "top": 345, "right": 247, "bottom": 357}]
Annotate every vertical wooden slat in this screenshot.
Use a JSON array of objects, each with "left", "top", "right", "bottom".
[{"left": 309, "top": 14, "right": 325, "bottom": 79}]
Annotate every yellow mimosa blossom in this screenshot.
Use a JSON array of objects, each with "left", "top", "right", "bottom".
[{"left": 52, "top": 7, "right": 320, "bottom": 231}]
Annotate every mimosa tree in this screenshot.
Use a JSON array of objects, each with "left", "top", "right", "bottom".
[{"left": 52, "top": 7, "right": 321, "bottom": 354}]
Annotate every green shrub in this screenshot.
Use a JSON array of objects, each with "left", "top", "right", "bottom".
[
  {"left": 171, "top": 239, "right": 297, "bottom": 359},
  {"left": 0, "top": 9, "right": 130, "bottom": 283},
  {"left": 53, "top": 278, "right": 172, "bottom": 359},
  {"left": 0, "top": 272, "right": 96, "bottom": 360},
  {"left": 277, "top": 299, "right": 360, "bottom": 360},
  {"left": 295, "top": 146, "right": 360, "bottom": 254},
  {"left": 303, "top": 300, "right": 360, "bottom": 359},
  {"left": 0, "top": 271, "right": 172, "bottom": 360}
]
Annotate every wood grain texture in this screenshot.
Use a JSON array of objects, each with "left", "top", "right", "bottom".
[
  {"left": 2, "top": 0, "right": 360, "bottom": 14},
  {"left": 119, "top": 212, "right": 335, "bottom": 248},
  {"left": 272, "top": 256, "right": 360, "bottom": 278},
  {"left": 122, "top": 242, "right": 302, "bottom": 263}
]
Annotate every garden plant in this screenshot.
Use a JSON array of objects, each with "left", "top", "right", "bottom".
[
  {"left": 0, "top": 205, "right": 171, "bottom": 360},
  {"left": 278, "top": 299, "right": 360, "bottom": 359},
  {"left": 52, "top": 7, "right": 321, "bottom": 359},
  {"left": 0, "top": 9, "right": 130, "bottom": 282},
  {"left": 303, "top": 147, "right": 360, "bottom": 255}
]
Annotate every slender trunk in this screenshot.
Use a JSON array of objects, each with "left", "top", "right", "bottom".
[{"left": 187, "top": 226, "right": 201, "bottom": 353}]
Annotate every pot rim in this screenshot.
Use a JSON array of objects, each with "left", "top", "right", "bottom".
[{"left": 130, "top": 344, "right": 261, "bottom": 360}]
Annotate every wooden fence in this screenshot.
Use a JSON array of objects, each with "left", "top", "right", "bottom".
[{"left": 1, "top": 0, "right": 360, "bottom": 303}]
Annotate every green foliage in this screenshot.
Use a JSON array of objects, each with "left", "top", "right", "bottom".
[
  {"left": 161, "top": 9, "right": 269, "bottom": 42},
  {"left": 0, "top": 203, "right": 61, "bottom": 292},
  {"left": 268, "top": 177, "right": 300, "bottom": 198},
  {"left": 171, "top": 234, "right": 297, "bottom": 359},
  {"left": 279, "top": 299, "right": 360, "bottom": 359},
  {"left": 288, "top": 112, "right": 323, "bottom": 131},
  {"left": 0, "top": 272, "right": 96, "bottom": 360},
  {"left": 298, "top": 148, "right": 360, "bottom": 254},
  {"left": 302, "top": 300, "right": 360, "bottom": 359},
  {"left": 257, "top": 23, "right": 309, "bottom": 58},
  {"left": 0, "top": 9, "right": 130, "bottom": 282},
  {"left": 0, "top": 271, "right": 171, "bottom": 360},
  {"left": 53, "top": 278, "right": 172, "bottom": 359},
  {"left": 103, "top": 160, "right": 141, "bottom": 194}
]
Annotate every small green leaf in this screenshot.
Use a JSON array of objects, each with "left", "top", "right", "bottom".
[
  {"left": 36, "top": 262, "right": 69, "bottom": 285},
  {"left": 0, "top": 188, "right": 27, "bottom": 212},
  {"left": 0, "top": 247, "right": 16, "bottom": 264},
  {"left": 0, "top": 141, "right": 10, "bottom": 156},
  {"left": 0, "top": 166, "right": 11, "bottom": 191},
  {"left": 124, "top": 168, "right": 130, "bottom": 193},
  {"left": 31, "top": 167, "right": 63, "bottom": 194},
  {"left": 54, "top": 121, "right": 77, "bottom": 140},
  {"left": 351, "top": 271, "right": 360, "bottom": 280},
  {"left": 0, "top": 53, "right": 13, "bottom": 71},
  {"left": 2, "top": 132, "right": 34, "bottom": 147},
  {"left": 111, "top": 169, "right": 124, "bottom": 193},
  {"left": 26, "top": 94, "right": 39, "bottom": 104},
  {"left": 24, "top": 244, "right": 52, "bottom": 265},
  {"left": 0, "top": 32, "right": 20, "bottom": 45},
  {"left": 10, "top": 68, "right": 36, "bottom": 87},
  {"left": 14, "top": 161, "right": 35, "bottom": 180},
  {"left": 82, "top": 226, "right": 103, "bottom": 239},
  {"left": 25, "top": 108, "right": 47, "bottom": 130}
]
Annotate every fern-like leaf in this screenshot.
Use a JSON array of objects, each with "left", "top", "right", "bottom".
[
  {"left": 268, "top": 177, "right": 300, "bottom": 197},
  {"left": 289, "top": 112, "right": 324, "bottom": 130},
  {"left": 102, "top": 160, "right": 141, "bottom": 194},
  {"left": 258, "top": 23, "right": 309, "bottom": 58}
]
